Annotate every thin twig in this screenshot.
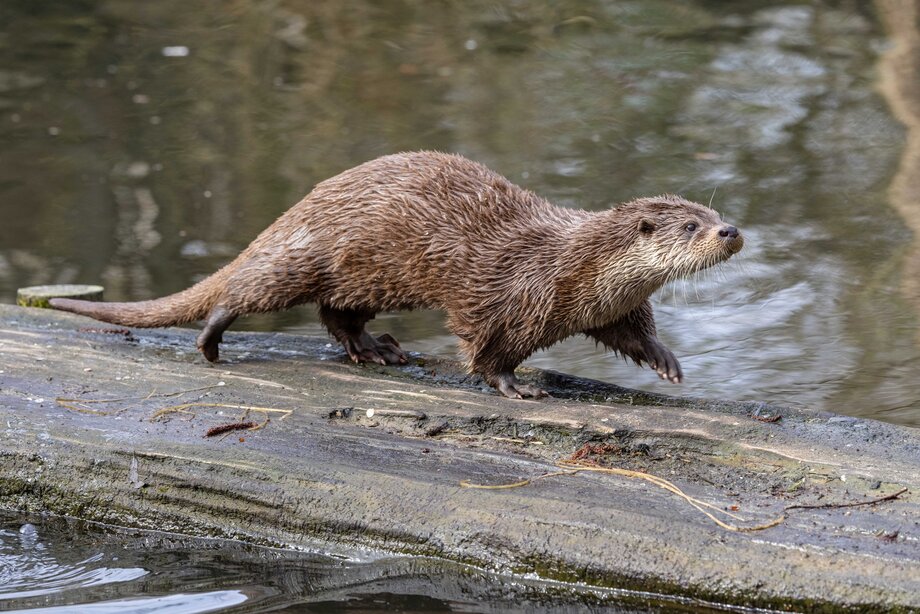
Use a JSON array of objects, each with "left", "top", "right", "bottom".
[
  {"left": 461, "top": 460, "right": 779, "bottom": 532},
  {"left": 460, "top": 470, "right": 576, "bottom": 490},
  {"left": 555, "top": 461, "right": 772, "bottom": 531},
  {"left": 249, "top": 415, "right": 271, "bottom": 431},
  {"left": 54, "top": 400, "right": 109, "bottom": 415},
  {"left": 56, "top": 383, "right": 226, "bottom": 415},
  {"left": 150, "top": 402, "right": 293, "bottom": 422},
  {"left": 785, "top": 488, "right": 909, "bottom": 511}
]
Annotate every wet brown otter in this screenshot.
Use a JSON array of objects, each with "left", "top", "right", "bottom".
[{"left": 50, "top": 152, "right": 743, "bottom": 398}]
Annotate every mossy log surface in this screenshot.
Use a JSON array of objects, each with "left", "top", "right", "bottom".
[
  {"left": 16, "top": 284, "right": 104, "bottom": 308},
  {"left": 0, "top": 304, "right": 918, "bottom": 611}
]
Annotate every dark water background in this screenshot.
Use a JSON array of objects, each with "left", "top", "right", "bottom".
[
  {"left": 1, "top": 0, "right": 918, "bottom": 426},
  {"left": 1, "top": 1, "right": 918, "bottom": 611}
]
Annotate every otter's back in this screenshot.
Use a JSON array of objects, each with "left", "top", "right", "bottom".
[{"left": 272, "top": 152, "right": 584, "bottom": 311}]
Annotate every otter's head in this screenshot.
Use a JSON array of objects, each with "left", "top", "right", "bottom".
[{"left": 621, "top": 194, "right": 743, "bottom": 280}]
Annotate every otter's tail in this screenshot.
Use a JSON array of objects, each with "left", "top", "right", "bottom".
[{"left": 49, "top": 269, "right": 230, "bottom": 328}]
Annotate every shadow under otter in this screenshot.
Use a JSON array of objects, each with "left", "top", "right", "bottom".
[{"left": 50, "top": 152, "right": 743, "bottom": 398}]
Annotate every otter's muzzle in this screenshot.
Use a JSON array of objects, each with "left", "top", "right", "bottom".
[{"left": 718, "top": 225, "right": 744, "bottom": 254}]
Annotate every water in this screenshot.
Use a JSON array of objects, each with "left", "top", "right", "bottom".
[
  {"left": 1, "top": 1, "right": 916, "bottom": 425},
  {"left": 0, "top": 515, "right": 729, "bottom": 613}
]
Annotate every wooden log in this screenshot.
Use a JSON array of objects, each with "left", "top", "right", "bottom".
[
  {"left": 0, "top": 304, "right": 917, "bottom": 610},
  {"left": 16, "top": 284, "right": 104, "bottom": 308}
]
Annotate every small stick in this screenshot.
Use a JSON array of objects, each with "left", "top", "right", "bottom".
[
  {"left": 460, "top": 469, "right": 576, "bottom": 490},
  {"left": 54, "top": 400, "right": 109, "bottom": 415},
  {"left": 785, "top": 488, "right": 909, "bottom": 511},
  {"left": 490, "top": 436, "right": 532, "bottom": 445},
  {"left": 361, "top": 408, "right": 426, "bottom": 419},
  {"left": 56, "top": 383, "right": 227, "bottom": 415},
  {"left": 248, "top": 415, "right": 271, "bottom": 431},
  {"left": 151, "top": 406, "right": 198, "bottom": 420},
  {"left": 461, "top": 460, "right": 782, "bottom": 532},
  {"left": 555, "top": 461, "right": 760, "bottom": 528},
  {"left": 150, "top": 402, "right": 293, "bottom": 422},
  {"left": 158, "top": 384, "right": 227, "bottom": 398}
]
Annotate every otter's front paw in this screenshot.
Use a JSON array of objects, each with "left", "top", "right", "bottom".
[{"left": 643, "top": 339, "right": 683, "bottom": 384}]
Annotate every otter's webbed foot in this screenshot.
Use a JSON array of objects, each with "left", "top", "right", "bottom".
[
  {"left": 343, "top": 331, "right": 408, "bottom": 366},
  {"left": 491, "top": 372, "right": 548, "bottom": 399},
  {"left": 642, "top": 338, "right": 683, "bottom": 384}
]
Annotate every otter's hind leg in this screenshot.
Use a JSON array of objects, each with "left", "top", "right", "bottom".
[
  {"left": 460, "top": 336, "right": 547, "bottom": 399},
  {"left": 197, "top": 305, "right": 238, "bottom": 362},
  {"left": 319, "top": 305, "right": 408, "bottom": 366}
]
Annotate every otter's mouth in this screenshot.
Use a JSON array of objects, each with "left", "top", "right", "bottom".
[
  {"left": 725, "top": 234, "right": 744, "bottom": 254},
  {"left": 688, "top": 228, "right": 743, "bottom": 275}
]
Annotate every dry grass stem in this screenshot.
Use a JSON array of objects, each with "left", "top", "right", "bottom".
[
  {"left": 55, "top": 383, "right": 227, "bottom": 415},
  {"left": 461, "top": 460, "right": 783, "bottom": 532}
]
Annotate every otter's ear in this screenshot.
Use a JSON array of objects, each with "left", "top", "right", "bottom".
[{"left": 638, "top": 219, "right": 656, "bottom": 234}]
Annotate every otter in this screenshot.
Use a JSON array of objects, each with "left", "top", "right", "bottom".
[{"left": 50, "top": 152, "right": 743, "bottom": 399}]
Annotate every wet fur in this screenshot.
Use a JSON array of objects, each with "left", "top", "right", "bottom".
[{"left": 50, "top": 152, "right": 743, "bottom": 398}]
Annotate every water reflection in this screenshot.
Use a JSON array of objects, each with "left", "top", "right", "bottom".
[
  {"left": 0, "top": 524, "right": 146, "bottom": 601},
  {"left": 0, "top": 1, "right": 917, "bottom": 424},
  {"left": 8, "top": 592, "right": 249, "bottom": 614},
  {"left": 0, "top": 515, "right": 721, "bottom": 613}
]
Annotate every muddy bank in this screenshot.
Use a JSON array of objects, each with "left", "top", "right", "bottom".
[{"left": 0, "top": 304, "right": 918, "bottom": 611}]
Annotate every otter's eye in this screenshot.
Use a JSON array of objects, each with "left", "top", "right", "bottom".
[{"left": 685, "top": 223, "right": 698, "bottom": 232}]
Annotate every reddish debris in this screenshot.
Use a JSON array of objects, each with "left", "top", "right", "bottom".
[{"left": 205, "top": 421, "right": 256, "bottom": 437}]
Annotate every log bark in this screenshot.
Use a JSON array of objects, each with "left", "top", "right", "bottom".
[{"left": 0, "top": 304, "right": 918, "bottom": 611}]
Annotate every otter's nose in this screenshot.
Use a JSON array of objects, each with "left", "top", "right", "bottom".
[{"left": 718, "top": 225, "right": 739, "bottom": 239}]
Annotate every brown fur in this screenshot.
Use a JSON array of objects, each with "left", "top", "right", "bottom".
[{"left": 50, "top": 152, "right": 743, "bottom": 398}]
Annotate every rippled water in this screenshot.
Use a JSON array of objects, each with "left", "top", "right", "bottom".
[
  {"left": 0, "top": 524, "right": 146, "bottom": 601},
  {"left": 0, "top": 515, "right": 730, "bottom": 613},
  {"left": 0, "top": 0, "right": 917, "bottom": 425}
]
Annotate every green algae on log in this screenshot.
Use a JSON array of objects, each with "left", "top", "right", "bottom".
[{"left": 16, "top": 285, "right": 104, "bottom": 308}]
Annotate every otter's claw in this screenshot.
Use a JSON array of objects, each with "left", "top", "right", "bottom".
[
  {"left": 344, "top": 331, "right": 408, "bottom": 366},
  {"left": 492, "top": 372, "right": 548, "bottom": 399},
  {"left": 644, "top": 339, "right": 683, "bottom": 384}
]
